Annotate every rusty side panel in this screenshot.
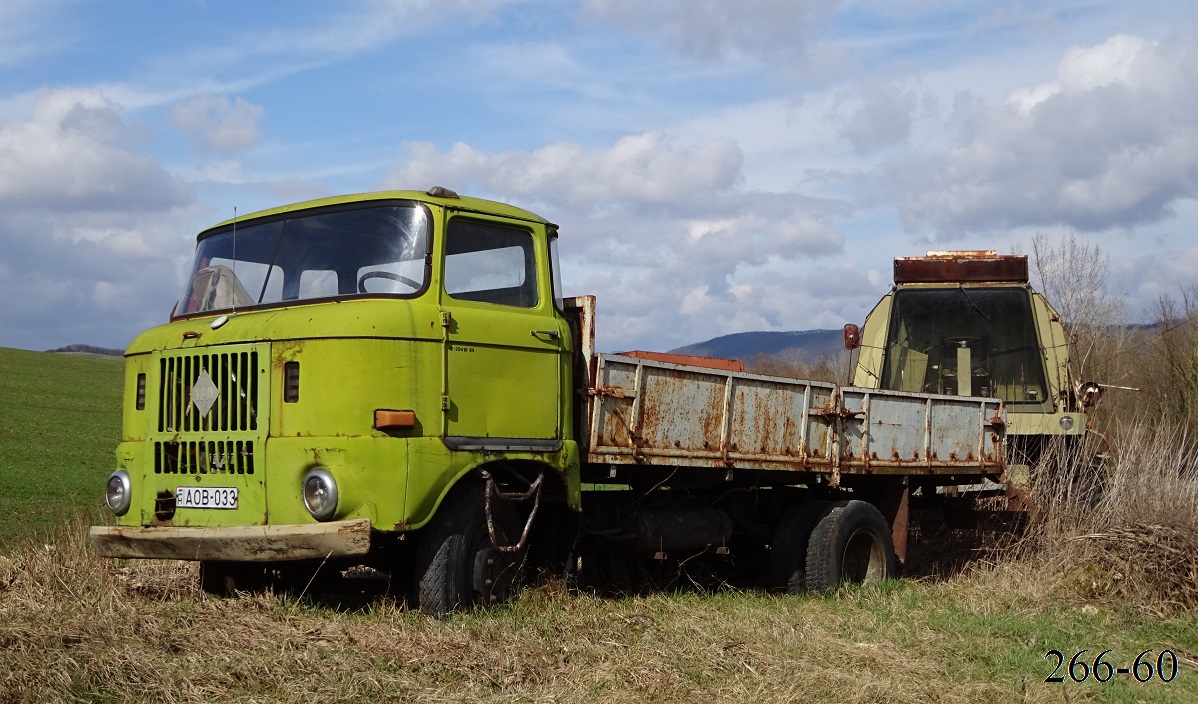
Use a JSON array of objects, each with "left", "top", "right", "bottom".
[
  {"left": 588, "top": 354, "right": 1005, "bottom": 478},
  {"left": 618, "top": 350, "right": 745, "bottom": 373},
  {"left": 565, "top": 296, "right": 597, "bottom": 453}
]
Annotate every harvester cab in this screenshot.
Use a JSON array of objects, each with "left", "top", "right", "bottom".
[{"left": 848, "top": 251, "right": 1100, "bottom": 471}]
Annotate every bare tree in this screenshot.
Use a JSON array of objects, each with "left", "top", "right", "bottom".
[
  {"left": 1149, "top": 287, "right": 1198, "bottom": 427},
  {"left": 746, "top": 347, "right": 847, "bottom": 383},
  {"left": 1027, "top": 232, "right": 1129, "bottom": 385}
]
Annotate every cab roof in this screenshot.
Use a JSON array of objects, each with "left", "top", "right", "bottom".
[
  {"left": 894, "top": 251, "right": 1029, "bottom": 284},
  {"left": 203, "top": 187, "right": 551, "bottom": 236}
]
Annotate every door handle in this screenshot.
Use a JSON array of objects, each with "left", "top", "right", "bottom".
[{"left": 532, "top": 330, "right": 561, "bottom": 341}]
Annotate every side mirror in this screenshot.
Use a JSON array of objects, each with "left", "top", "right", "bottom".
[{"left": 843, "top": 323, "right": 861, "bottom": 350}]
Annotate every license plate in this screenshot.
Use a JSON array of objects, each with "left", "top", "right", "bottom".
[{"left": 176, "top": 486, "right": 239, "bottom": 509}]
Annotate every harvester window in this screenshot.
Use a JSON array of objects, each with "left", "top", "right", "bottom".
[
  {"left": 881, "top": 287, "right": 1049, "bottom": 405},
  {"left": 444, "top": 219, "right": 539, "bottom": 308}
]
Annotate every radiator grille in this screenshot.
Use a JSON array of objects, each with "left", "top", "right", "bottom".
[
  {"left": 158, "top": 351, "right": 259, "bottom": 433},
  {"left": 154, "top": 440, "right": 256, "bottom": 475}
]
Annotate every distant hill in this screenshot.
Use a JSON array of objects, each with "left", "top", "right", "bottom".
[
  {"left": 670, "top": 329, "right": 844, "bottom": 362},
  {"left": 47, "top": 344, "right": 124, "bottom": 356}
]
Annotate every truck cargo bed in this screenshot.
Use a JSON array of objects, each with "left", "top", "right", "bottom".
[{"left": 586, "top": 353, "right": 1005, "bottom": 482}]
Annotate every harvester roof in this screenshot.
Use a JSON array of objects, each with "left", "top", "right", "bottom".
[{"left": 894, "top": 251, "right": 1029, "bottom": 285}]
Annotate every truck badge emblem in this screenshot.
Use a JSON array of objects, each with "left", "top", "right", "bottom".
[{"left": 191, "top": 371, "right": 220, "bottom": 416}]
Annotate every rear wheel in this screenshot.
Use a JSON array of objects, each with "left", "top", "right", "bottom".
[
  {"left": 769, "top": 499, "right": 831, "bottom": 594},
  {"left": 415, "top": 481, "right": 526, "bottom": 616},
  {"left": 804, "top": 500, "right": 896, "bottom": 593}
]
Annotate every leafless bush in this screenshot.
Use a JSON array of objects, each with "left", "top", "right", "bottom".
[
  {"left": 1018, "top": 422, "right": 1198, "bottom": 613},
  {"left": 746, "top": 347, "right": 850, "bottom": 384},
  {"left": 1136, "top": 286, "right": 1198, "bottom": 430},
  {"left": 1028, "top": 232, "right": 1130, "bottom": 384}
]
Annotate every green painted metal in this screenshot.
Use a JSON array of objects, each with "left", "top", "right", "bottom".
[
  {"left": 204, "top": 189, "right": 550, "bottom": 233},
  {"left": 112, "top": 191, "right": 579, "bottom": 542}
]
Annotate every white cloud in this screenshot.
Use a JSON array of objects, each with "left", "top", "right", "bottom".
[
  {"left": 169, "top": 94, "right": 266, "bottom": 153},
  {"left": 386, "top": 133, "right": 847, "bottom": 349},
  {"left": 390, "top": 132, "right": 744, "bottom": 211},
  {"left": 1007, "top": 34, "right": 1160, "bottom": 113},
  {"left": 0, "top": 88, "right": 195, "bottom": 349},
  {"left": 889, "top": 33, "right": 1198, "bottom": 235},
  {"left": 0, "top": 0, "right": 72, "bottom": 67},
  {"left": 0, "top": 88, "right": 191, "bottom": 211},
  {"left": 836, "top": 81, "right": 919, "bottom": 155},
  {"left": 239, "top": 0, "right": 511, "bottom": 64},
  {"left": 583, "top": 0, "right": 838, "bottom": 62}
]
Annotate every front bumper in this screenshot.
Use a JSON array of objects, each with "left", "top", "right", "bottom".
[{"left": 89, "top": 519, "right": 372, "bottom": 562}]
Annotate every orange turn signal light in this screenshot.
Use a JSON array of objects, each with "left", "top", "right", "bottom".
[{"left": 374, "top": 409, "right": 416, "bottom": 430}]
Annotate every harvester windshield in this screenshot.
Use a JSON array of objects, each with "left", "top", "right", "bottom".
[
  {"left": 881, "top": 287, "right": 1049, "bottom": 404},
  {"left": 176, "top": 203, "right": 430, "bottom": 317}
]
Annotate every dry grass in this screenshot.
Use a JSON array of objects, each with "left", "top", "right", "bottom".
[
  {"left": 2, "top": 519, "right": 1197, "bottom": 703},
  {"left": 1020, "top": 421, "right": 1198, "bottom": 615}
]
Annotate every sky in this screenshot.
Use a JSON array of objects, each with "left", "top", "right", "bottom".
[{"left": 2, "top": 0, "right": 1197, "bottom": 353}]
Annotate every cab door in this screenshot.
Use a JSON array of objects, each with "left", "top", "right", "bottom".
[{"left": 440, "top": 215, "right": 564, "bottom": 450}]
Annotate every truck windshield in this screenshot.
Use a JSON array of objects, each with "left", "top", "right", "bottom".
[
  {"left": 882, "top": 287, "right": 1049, "bottom": 404},
  {"left": 176, "top": 203, "right": 430, "bottom": 317}
]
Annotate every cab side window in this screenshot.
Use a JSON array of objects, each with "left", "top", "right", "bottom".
[{"left": 444, "top": 219, "right": 539, "bottom": 308}]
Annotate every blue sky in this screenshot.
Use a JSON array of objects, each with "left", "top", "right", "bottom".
[{"left": 2, "top": 0, "right": 1197, "bottom": 352}]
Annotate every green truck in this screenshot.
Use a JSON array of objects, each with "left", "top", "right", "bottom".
[{"left": 90, "top": 190, "right": 1097, "bottom": 614}]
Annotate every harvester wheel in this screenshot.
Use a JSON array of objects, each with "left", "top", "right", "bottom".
[
  {"left": 415, "top": 480, "right": 526, "bottom": 616},
  {"left": 804, "top": 500, "right": 896, "bottom": 593},
  {"left": 769, "top": 499, "right": 831, "bottom": 594}
]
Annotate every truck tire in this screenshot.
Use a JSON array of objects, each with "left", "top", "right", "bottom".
[
  {"left": 415, "top": 481, "right": 526, "bottom": 616},
  {"left": 769, "top": 500, "right": 831, "bottom": 594},
  {"left": 198, "top": 561, "right": 265, "bottom": 596},
  {"left": 804, "top": 500, "right": 896, "bottom": 594}
]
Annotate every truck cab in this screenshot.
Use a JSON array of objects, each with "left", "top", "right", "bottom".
[{"left": 93, "top": 188, "right": 580, "bottom": 611}]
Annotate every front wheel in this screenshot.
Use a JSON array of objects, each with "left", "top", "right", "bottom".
[
  {"left": 804, "top": 500, "right": 896, "bottom": 593},
  {"left": 414, "top": 481, "right": 527, "bottom": 616}
]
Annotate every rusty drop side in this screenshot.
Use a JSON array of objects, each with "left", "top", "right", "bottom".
[{"left": 587, "top": 354, "right": 1005, "bottom": 481}]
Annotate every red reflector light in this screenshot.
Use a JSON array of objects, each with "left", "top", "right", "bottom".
[{"left": 283, "top": 361, "right": 300, "bottom": 403}]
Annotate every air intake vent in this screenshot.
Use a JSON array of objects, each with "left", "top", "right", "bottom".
[{"left": 158, "top": 351, "right": 260, "bottom": 432}]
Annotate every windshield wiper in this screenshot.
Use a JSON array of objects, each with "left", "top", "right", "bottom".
[{"left": 958, "top": 285, "right": 992, "bottom": 323}]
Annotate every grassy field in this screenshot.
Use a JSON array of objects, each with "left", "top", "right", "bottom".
[
  {"left": 1, "top": 528, "right": 1195, "bottom": 703},
  {"left": 0, "top": 347, "right": 123, "bottom": 547},
  {"left": 0, "top": 347, "right": 1196, "bottom": 702}
]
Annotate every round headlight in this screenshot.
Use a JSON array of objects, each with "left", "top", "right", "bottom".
[
  {"left": 302, "top": 467, "right": 338, "bottom": 521},
  {"left": 105, "top": 470, "right": 132, "bottom": 515},
  {"left": 1059, "top": 415, "right": 1075, "bottom": 431}
]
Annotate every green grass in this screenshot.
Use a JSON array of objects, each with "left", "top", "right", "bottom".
[{"left": 0, "top": 347, "right": 123, "bottom": 547}]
